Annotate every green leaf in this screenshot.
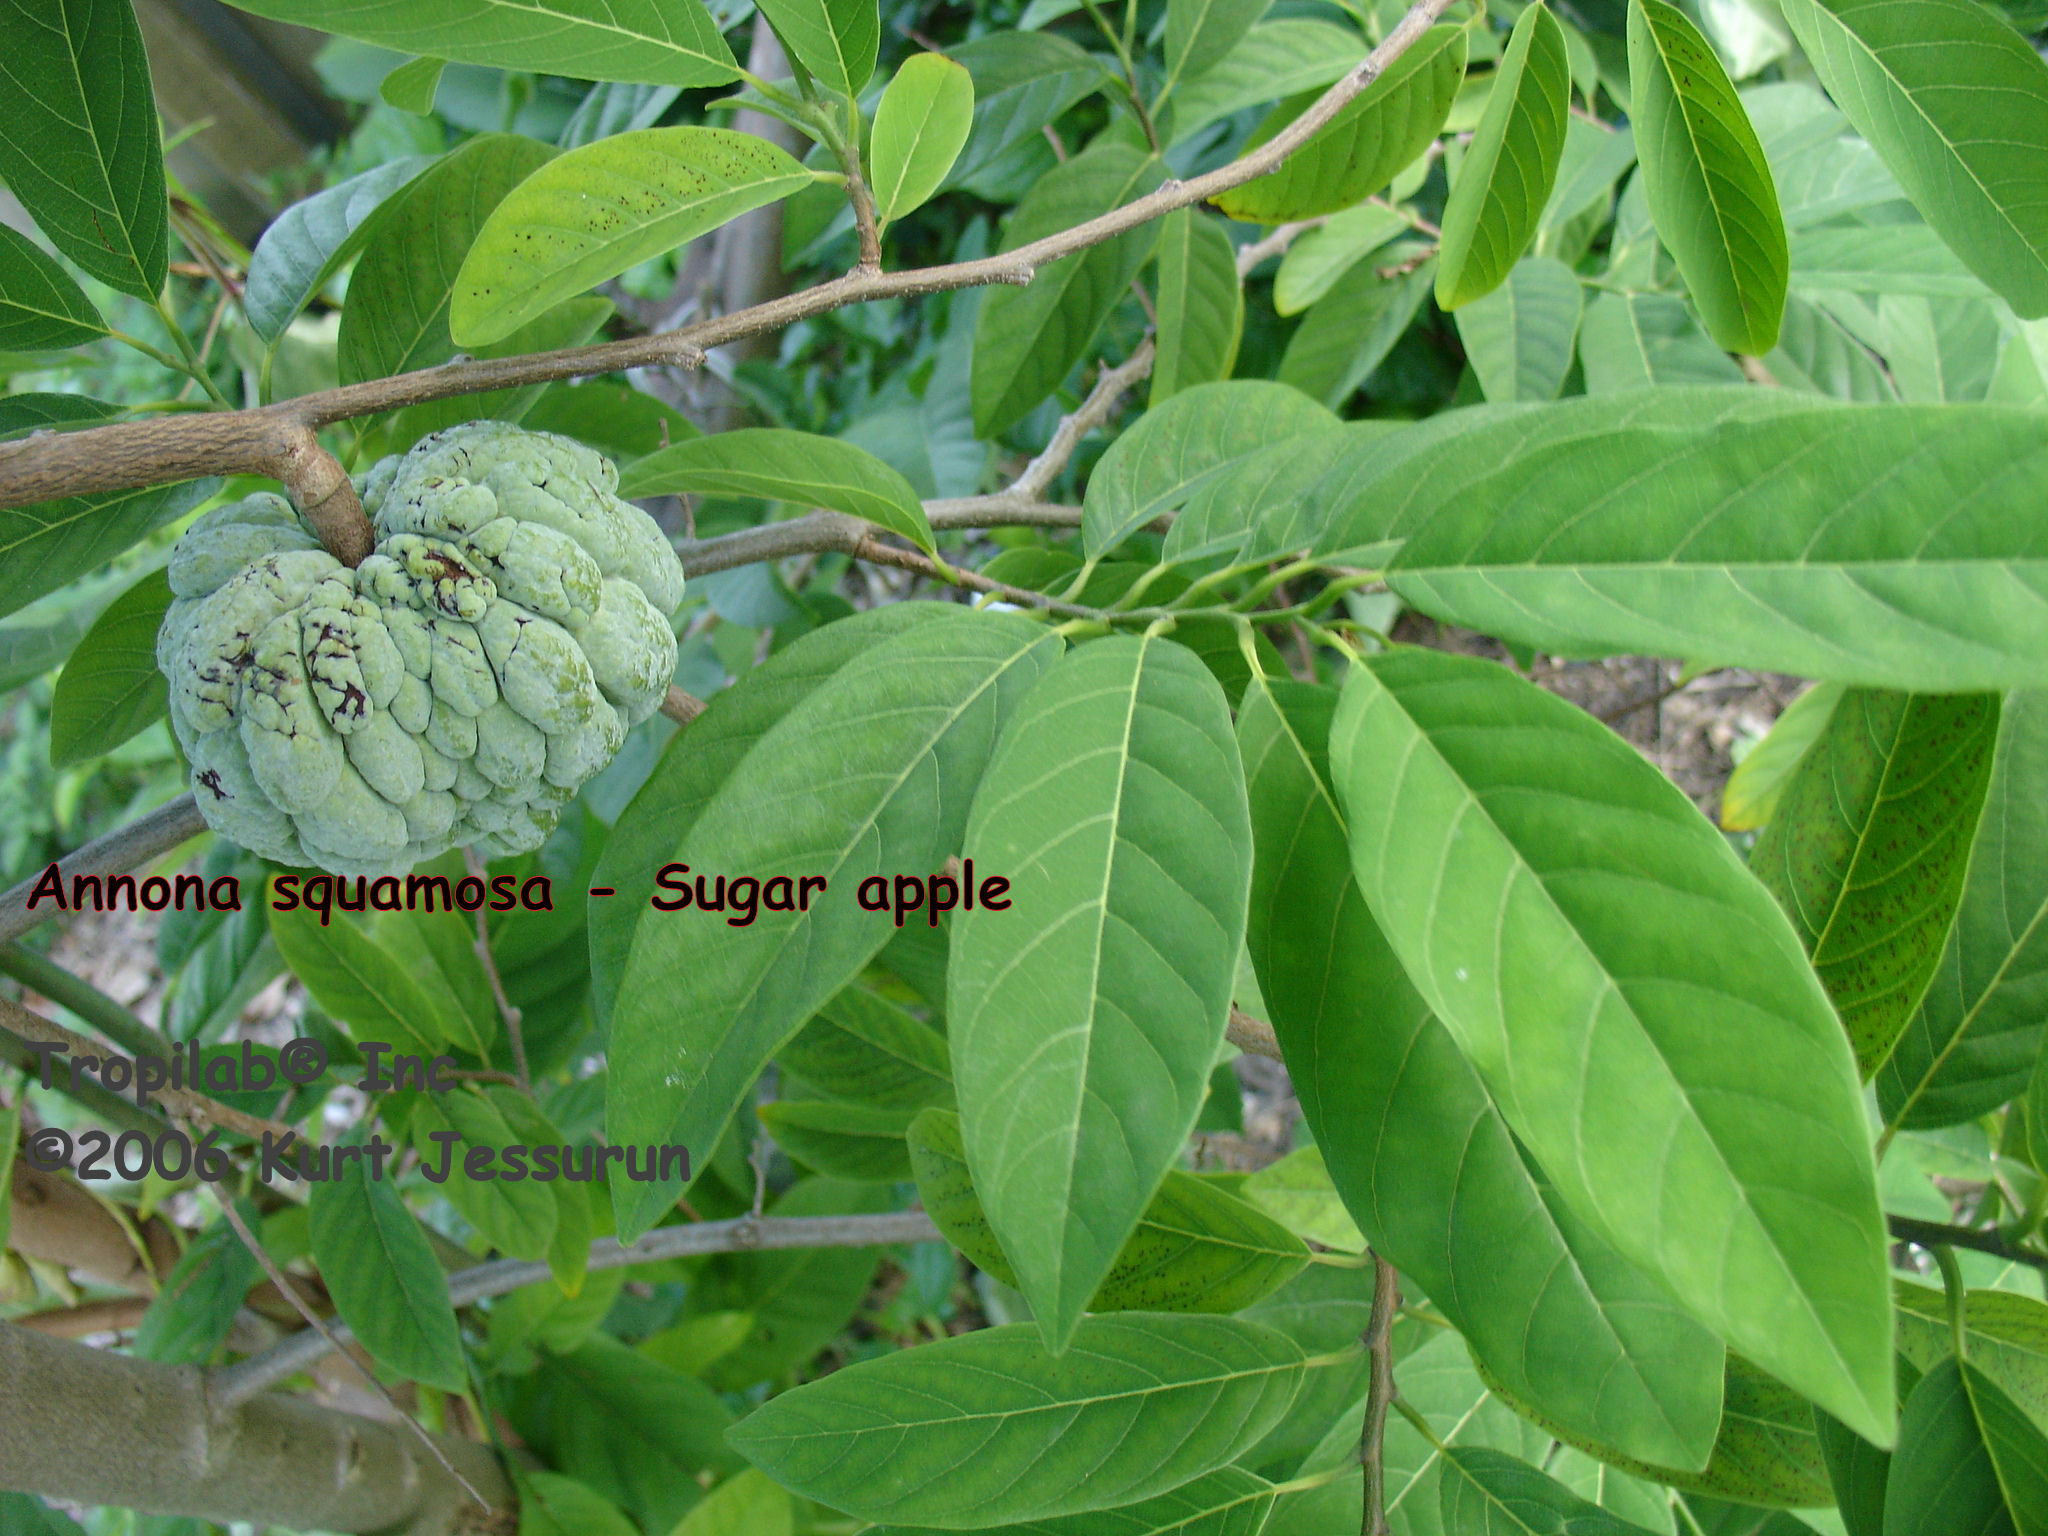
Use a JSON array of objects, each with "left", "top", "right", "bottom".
[
  {"left": 133, "top": 1207, "right": 259, "bottom": 1365},
  {"left": 0, "top": 0, "right": 166, "bottom": 299},
  {"left": 779, "top": 985, "right": 952, "bottom": 1108},
  {"left": 1329, "top": 647, "right": 1895, "bottom": 1443},
  {"left": 620, "top": 428, "right": 936, "bottom": 554},
  {"left": 1239, "top": 1148, "right": 1365, "bottom": 1252},
  {"left": 0, "top": 225, "right": 104, "bottom": 351},
  {"left": 0, "top": 476, "right": 217, "bottom": 626},
  {"left": 1880, "top": 690, "right": 2048, "bottom": 1129},
  {"left": 381, "top": 55, "right": 447, "bottom": 113},
  {"left": 518, "top": 1471, "right": 640, "bottom": 1536},
  {"left": 871, "top": 54, "right": 975, "bottom": 228},
  {"left": 1768, "top": 296, "right": 1897, "bottom": 403},
  {"left": 1895, "top": 1283, "right": 2048, "bottom": 1437},
  {"left": 452, "top": 127, "right": 810, "bottom": 349},
  {"left": 1578, "top": 290, "right": 1746, "bottom": 392},
  {"left": 907, "top": 1107, "right": 1308, "bottom": 1314},
  {"left": 1453, "top": 256, "right": 1583, "bottom": 401},
  {"left": 1277, "top": 250, "right": 1436, "bottom": 408},
  {"left": 866, "top": 1468, "right": 1278, "bottom": 1536},
  {"left": 971, "top": 142, "right": 1165, "bottom": 437},
  {"left": 0, "top": 1097, "right": 16, "bottom": 1252},
  {"left": 1884, "top": 1357, "right": 2048, "bottom": 1534},
  {"left": 48, "top": 567, "right": 170, "bottom": 768},
  {"left": 758, "top": 1100, "right": 916, "bottom": 1182},
  {"left": 338, "top": 133, "right": 558, "bottom": 384},
  {"left": 309, "top": 1138, "right": 466, "bottom": 1391},
  {"left": 1165, "top": 0, "right": 1271, "bottom": 89},
  {"left": 411, "top": 1086, "right": 558, "bottom": 1261},
  {"left": 1439, "top": 1448, "right": 1666, "bottom": 1534},
  {"left": 1627, "top": 0, "right": 1787, "bottom": 352},
  {"left": 670, "top": 1470, "right": 793, "bottom": 1536},
  {"left": 725, "top": 1313, "right": 1308, "bottom": 1527},
  {"left": 522, "top": 381, "right": 700, "bottom": 463},
  {"left": 1211, "top": 25, "right": 1466, "bottom": 223},
  {"left": 755, "top": 0, "right": 878, "bottom": 99},
  {"left": 1377, "top": 399, "right": 2048, "bottom": 693},
  {"left": 1752, "top": 689, "right": 2001, "bottom": 1077},
  {"left": 1435, "top": 3, "right": 1572, "bottom": 310},
  {"left": 606, "top": 610, "right": 1060, "bottom": 1240},
  {"left": 0, "top": 1496, "right": 87, "bottom": 1536},
  {"left": 221, "top": 0, "right": 739, "bottom": 88},
  {"left": 1151, "top": 209, "right": 1242, "bottom": 405},
  {"left": 1273, "top": 203, "right": 1408, "bottom": 316},
  {"left": 1790, "top": 224, "right": 1982, "bottom": 298},
  {"left": 1720, "top": 681, "right": 1847, "bottom": 832},
  {"left": 1816, "top": 1407, "right": 1891, "bottom": 1536},
  {"left": 1161, "top": 425, "right": 1365, "bottom": 566},
  {"left": 1238, "top": 674, "right": 1725, "bottom": 1470},
  {"left": 269, "top": 901, "right": 445, "bottom": 1059},
  {"left": 243, "top": 156, "right": 437, "bottom": 347},
  {"left": 490, "top": 1088, "right": 591, "bottom": 1291},
  {"left": 1167, "top": 20, "right": 1365, "bottom": 148},
  {"left": 637, "top": 1310, "right": 755, "bottom": 1377},
  {"left": 1777, "top": 0, "right": 2048, "bottom": 318},
  {"left": 950, "top": 635, "right": 1252, "bottom": 1350},
  {"left": 944, "top": 34, "right": 1109, "bottom": 192},
  {"left": 1084, "top": 380, "right": 1334, "bottom": 558}
]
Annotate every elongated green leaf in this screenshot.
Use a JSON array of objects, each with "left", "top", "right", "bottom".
[
  {"left": 1084, "top": 381, "right": 1333, "bottom": 557},
  {"left": 0, "top": 476, "right": 216, "bottom": 626},
  {"left": 0, "top": 225, "right": 104, "bottom": 351},
  {"left": 309, "top": 1139, "right": 466, "bottom": 1390},
  {"left": 1816, "top": 1407, "right": 1890, "bottom": 1536},
  {"left": 1768, "top": 296, "right": 1896, "bottom": 403},
  {"left": 1752, "top": 689, "right": 2000, "bottom": 1076},
  {"left": 944, "top": 34, "right": 1108, "bottom": 191},
  {"left": 518, "top": 1471, "right": 640, "bottom": 1536},
  {"left": 867, "top": 1468, "right": 1278, "bottom": 1536},
  {"left": 244, "top": 156, "right": 437, "bottom": 347},
  {"left": 758, "top": 1100, "right": 916, "bottom": 1182},
  {"left": 338, "top": 133, "right": 557, "bottom": 384},
  {"left": 1239, "top": 1148, "right": 1365, "bottom": 1252},
  {"left": 1885, "top": 1357, "right": 2048, "bottom": 1535},
  {"left": 1627, "top": 0, "right": 1787, "bottom": 351},
  {"left": 1330, "top": 647, "right": 1894, "bottom": 1442},
  {"left": 1454, "top": 255, "right": 1583, "bottom": 401},
  {"left": 1778, "top": 0, "right": 2048, "bottom": 318},
  {"left": 756, "top": 0, "right": 877, "bottom": 99},
  {"left": 1895, "top": 1283, "right": 2048, "bottom": 1437},
  {"left": 951, "top": 635, "right": 1252, "bottom": 1349},
  {"left": 1439, "top": 1449, "right": 1665, "bottom": 1535},
  {"left": 1277, "top": 250, "right": 1435, "bottom": 408},
  {"left": 1239, "top": 674, "right": 1724, "bottom": 1469},
  {"left": 972, "top": 142, "right": 1165, "bottom": 437},
  {"left": 1578, "top": 290, "right": 1745, "bottom": 392},
  {"left": 133, "top": 1207, "right": 258, "bottom": 1365},
  {"left": 0, "top": 0, "right": 165, "bottom": 299},
  {"left": 1212, "top": 25, "right": 1466, "bottom": 222},
  {"left": 1881, "top": 691, "right": 2048, "bottom": 1129},
  {"left": 1151, "top": 210, "right": 1242, "bottom": 405},
  {"left": 670, "top": 1470, "right": 792, "bottom": 1536},
  {"left": 1791, "top": 224, "right": 1981, "bottom": 298},
  {"left": 1161, "top": 425, "right": 1364, "bottom": 565},
  {"left": 725, "top": 1313, "right": 1308, "bottom": 1528},
  {"left": 1378, "top": 1329, "right": 1554, "bottom": 1535},
  {"left": 621, "top": 428, "right": 935, "bottom": 553},
  {"left": 1377, "top": 400, "right": 2048, "bottom": 693},
  {"left": 1436, "top": 4, "right": 1571, "bottom": 309},
  {"left": 270, "top": 901, "right": 444, "bottom": 1058},
  {"left": 381, "top": 55, "right": 446, "bottom": 113},
  {"left": 779, "top": 985, "right": 952, "bottom": 1107},
  {"left": 1168, "top": 20, "right": 1365, "bottom": 148},
  {"left": 222, "top": 0, "right": 738, "bottom": 87},
  {"left": 48, "top": 567, "right": 169, "bottom": 767},
  {"left": 872, "top": 54, "right": 974, "bottom": 227},
  {"left": 1273, "top": 204, "right": 1407, "bottom": 316},
  {"left": 522, "top": 381, "right": 699, "bottom": 463},
  {"left": 606, "top": 610, "right": 1059, "bottom": 1240},
  {"left": 1165, "top": 0, "right": 1270, "bottom": 88},
  {"left": 453, "top": 128, "right": 811, "bottom": 348},
  {"left": 1721, "top": 681, "right": 1847, "bottom": 832},
  {"left": 411, "top": 1087, "right": 557, "bottom": 1261},
  {"left": 907, "top": 1107, "right": 1307, "bottom": 1314}
]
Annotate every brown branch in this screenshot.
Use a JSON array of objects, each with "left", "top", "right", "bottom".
[
  {"left": 1361, "top": 1253, "right": 1402, "bottom": 1536},
  {"left": 659, "top": 685, "right": 708, "bottom": 725},
  {"left": 1227, "top": 1006, "right": 1283, "bottom": 1062},
  {"left": 1236, "top": 221, "right": 1322, "bottom": 275},
  {"left": 7, "top": 1161, "right": 179, "bottom": 1294},
  {"left": 0, "top": 0, "right": 1457, "bottom": 514},
  {"left": 460, "top": 848, "right": 529, "bottom": 1090},
  {"left": 1010, "top": 340, "right": 1156, "bottom": 500},
  {"left": 0, "top": 795, "right": 207, "bottom": 947}
]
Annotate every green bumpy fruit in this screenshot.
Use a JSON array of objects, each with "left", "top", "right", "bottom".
[{"left": 158, "top": 421, "right": 686, "bottom": 878}]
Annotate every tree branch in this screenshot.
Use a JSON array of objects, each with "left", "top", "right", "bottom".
[
  {"left": 1360, "top": 1253, "right": 1402, "bottom": 1536},
  {"left": 215, "top": 1209, "right": 941, "bottom": 1405},
  {"left": 1227, "top": 1006, "right": 1283, "bottom": 1062},
  {"left": 0, "top": 0, "right": 1458, "bottom": 512},
  {"left": 1889, "top": 1215, "right": 2048, "bottom": 1274},
  {"left": 0, "top": 795, "right": 207, "bottom": 947}
]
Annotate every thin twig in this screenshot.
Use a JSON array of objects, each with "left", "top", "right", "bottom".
[
  {"left": 1010, "top": 340, "right": 1158, "bottom": 500},
  {"left": 460, "top": 849, "right": 529, "bottom": 1091},
  {"left": 1227, "top": 1007, "right": 1283, "bottom": 1062},
  {"left": 1236, "top": 221, "right": 1322, "bottom": 275},
  {"left": 0, "top": 796, "right": 207, "bottom": 947},
  {"left": 1889, "top": 1215, "right": 2048, "bottom": 1275},
  {"left": 659, "top": 685, "right": 708, "bottom": 726},
  {"left": 1360, "top": 1253, "right": 1402, "bottom": 1536}
]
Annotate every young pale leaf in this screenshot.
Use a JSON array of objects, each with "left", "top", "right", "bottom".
[
  {"left": 1777, "top": 0, "right": 2048, "bottom": 319},
  {"left": 1377, "top": 400, "right": 2048, "bottom": 693},
  {"left": 1164, "top": 0, "right": 1271, "bottom": 89},
  {"left": 864, "top": 1468, "right": 1278, "bottom": 1536},
  {"left": 380, "top": 55, "right": 447, "bottom": 113},
  {"left": 48, "top": 567, "right": 170, "bottom": 768},
  {"left": 1438, "top": 1448, "right": 1666, "bottom": 1535},
  {"left": 757, "top": 1100, "right": 917, "bottom": 1182},
  {"left": 950, "top": 636, "right": 1252, "bottom": 1350},
  {"left": 606, "top": 611, "right": 1059, "bottom": 1241},
  {"left": 0, "top": 225, "right": 105, "bottom": 351},
  {"left": 1751, "top": 690, "right": 2001, "bottom": 1078},
  {"left": 620, "top": 428, "right": 935, "bottom": 554},
  {"left": 453, "top": 128, "right": 812, "bottom": 348},
  {"left": 1884, "top": 1357, "right": 2048, "bottom": 1535},
  {"left": 778, "top": 985, "right": 952, "bottom": 1108},
  {"left": 243, "top": 157, "right": 436, "bottom": 349},
  {"left": 870, "top": 54, "right": 973, "bottom": 227},
  {"left": 517, "top": 1471, "right": 640, "bottom": 1536},
  {"left": 133, "top": 1208, "right": 259, "bottom": 1365},
  {"left": 971, "top": 142, "right": 1165, "bottom": 437},
  {"left": 1238, "top": 676, "right": 1724, "bottom": 1470},
  {"left": 1211, "top": 25, "right": 1466, "bottom": 223},
  {"left": 907, "top": 1107, "right": 1308, "bottom": 1314},
  {"left": 1273, "top": 203, "right": 1407, "bottom": 316},
  {"left": 1627, "top": 0, "right": 1787, "bottom": 352},
  {"left": 1881, "top": 691, "right": 2048, "bottom": 1130},
  {"left": 0, "top": 0, "right": 165, "bottom": 299},
  {"left": 1083, "top": 380, "right": 1334, "bottom": 557},
  {"left": 1150, "top": 209, "right": 1242, "bottom": 405},
  {"left": 1720, "top": 681, "right": 1847, "bottom": 832},
  {"left": 1240, "top": 1148, "right": 1365, "bottom": 1252},
  {"left": 309, "top": 1141, "right": 467, "bottom": 1391},
  {"left": 1435, "top": 3, "right": 1571, "bottom": 310},
  {"left": 220, "top": 0, "right": 739, "bottom": 88},
  {"left": 1452, "top": 256, "right": 1583, "bottom": 401},
  {"left": 0, "top": 476, "right": 216, "bottom": 627},
  {"left": 755, "top": 0, "right": 879, "bottom": 99},
  {"left": 725, "top": 1313, "right": 1308, "bottom": 1527},
  {"left": 1330, "top": 648, "right": 1894, "bottom": 1444},
  {"left": 669, "top": 1470, "right": 793, "bottom": 1536}
]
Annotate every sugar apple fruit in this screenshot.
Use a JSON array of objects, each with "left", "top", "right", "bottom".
[{"left": 158, "top": 421, "right": 686, "bottom": 878}]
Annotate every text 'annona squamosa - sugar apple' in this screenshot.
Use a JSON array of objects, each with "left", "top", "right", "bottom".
[{"left": 158, "top": 421, "right": 686, "bottom": 879}]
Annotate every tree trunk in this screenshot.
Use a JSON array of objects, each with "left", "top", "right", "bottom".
[{"left": 0, "top": 1324, "right": 516, "bottom": 1535}]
